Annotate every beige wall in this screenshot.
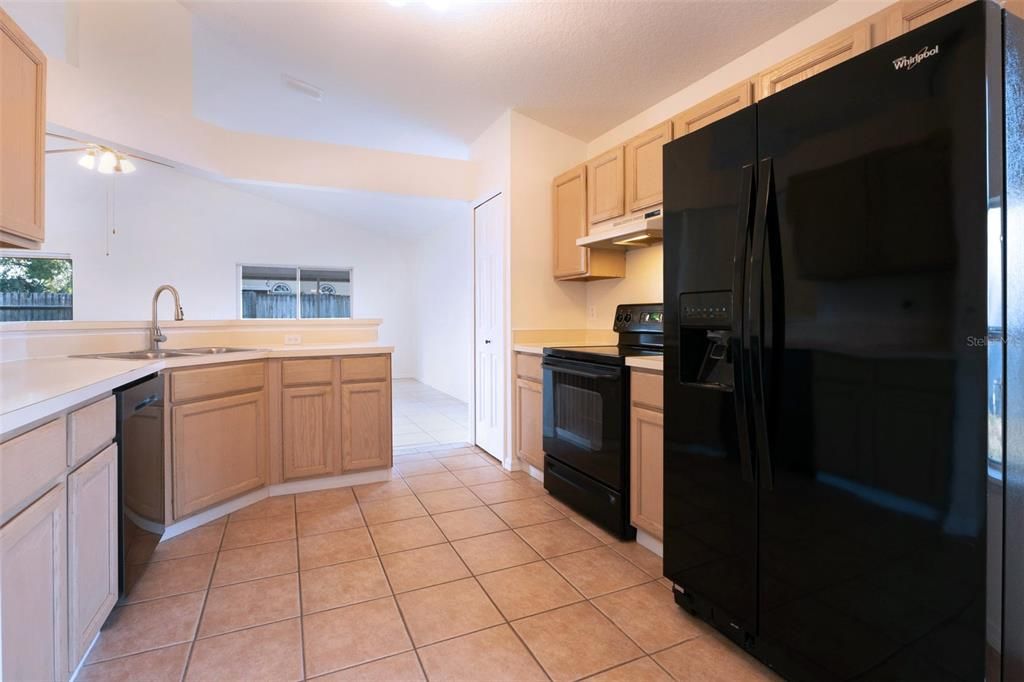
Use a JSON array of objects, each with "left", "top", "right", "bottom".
[
  {"left": 581, "top": 0, "right": 898, "bottom": 329},
  {"left": 509, "top": 112, "right": 589, "bottom": 331}
]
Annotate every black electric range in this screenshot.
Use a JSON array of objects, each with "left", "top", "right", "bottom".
[{"left": 541, "top": 303, "right": 663, "bottom": 538}]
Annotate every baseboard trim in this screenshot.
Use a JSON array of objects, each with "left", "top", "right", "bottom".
[
  {"left": 636, "top": 528, "right": 664, "bottom": 557},
  {"left": 163, "top": 468, "right": 392, "bottom": 540}
]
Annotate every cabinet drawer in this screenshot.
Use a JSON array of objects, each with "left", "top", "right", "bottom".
[
  {"left": 282, "top": 358, "right": 333, "bottom": 386},
  {"left": 0, "top": 416, "right": 67, "bottom": 522},
  {"left": 340, "top": 355, "right": 389, "bottom": 383},
  {"left": 171, "top": 361, "right": 265, "bottom": 403},
  {"left": 516, "top": 353, "right": 543, "bottom": 382},
  {"left": 68, "top": 395, "right": 115, "bottom": 467},
  {"left": 631, "top": 370, "right": 663, "bottom": 410}
]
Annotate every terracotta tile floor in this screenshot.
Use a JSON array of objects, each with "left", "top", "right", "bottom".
[{"left": 82, "top": 445, "right": 778, "bottom": 682}]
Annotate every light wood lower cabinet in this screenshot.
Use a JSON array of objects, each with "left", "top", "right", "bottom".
[
  {"left": 282, "top": 384, "right": 336, "bottom": 480},
  {"left": 67, "top": 444, "right": 118, "bottom": 669},
  {"left": 0, "top": 484, "right": 67, "bottom": 682},
  {"left": 630, "top": 370, "right": 663, "bottom": 540},
  {"left": 341, "top": 381, "right": 391, "bottom": 471},
  {"left": 172, "top": 390, "right": 267, "bottom": 518},
  {"left": 515, "top": 377, "right": 544, "bottom": 470}
]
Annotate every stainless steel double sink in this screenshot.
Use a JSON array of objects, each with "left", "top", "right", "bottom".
[{"left": 76, "top": 347, "right": 259, "bottom": 360}]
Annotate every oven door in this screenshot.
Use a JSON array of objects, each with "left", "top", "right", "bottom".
[{"left": 542, "top": 356, "right": 627, "bottom": 490}]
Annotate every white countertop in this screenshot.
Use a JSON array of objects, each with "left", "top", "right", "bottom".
[
  {"left": 0, "top": 344, "right": 393, "bottom": 437},
  {"left": 626, "top": 355, "right": 663, "bottom": 371}
]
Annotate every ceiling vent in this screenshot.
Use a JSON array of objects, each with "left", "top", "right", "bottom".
[{"left": 282, "top": 74, "right": 324, "bottom": 101}]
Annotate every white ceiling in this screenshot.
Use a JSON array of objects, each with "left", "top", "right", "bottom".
[
  {"left": 184, "top": 0, "right": 833, "bottom": 159},
  {"left": 229, "top": 182, "right": 470, "bottom": 236}
]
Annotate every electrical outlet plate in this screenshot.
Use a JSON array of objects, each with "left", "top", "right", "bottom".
[
  {"left": 588, "top": 305, "right": 597, "bottom": 320},
  {"left": 284, "top": 334, "right": 301, "bottom": 345}
]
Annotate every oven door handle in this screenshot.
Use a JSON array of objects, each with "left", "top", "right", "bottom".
[{"left": 542, "top": 358, "right": 622, "bottom": 380}]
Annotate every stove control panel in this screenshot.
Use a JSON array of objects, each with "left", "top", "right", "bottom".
[{"left": 613, "top": 303, "right": 664, "bottom": 334}]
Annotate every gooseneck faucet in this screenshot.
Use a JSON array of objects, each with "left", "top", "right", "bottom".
[{"left": 151, "top": 285, "right": 184, "bottom": 350}]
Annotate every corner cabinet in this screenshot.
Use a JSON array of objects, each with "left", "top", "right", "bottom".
[
  {"left": 340, "top": 355, "right": 393, "bottom": 472},
  {"left": 170, "top": 362, "right": 269, "bottom": 519},
  {"left": 514, "top": 353, "right": 544, "bottom": 471},
  {"left": 629, "top": 369, "right": 663, "bottom": 540},
  {"left": 553, "top": 165, "right": 625, "bottom": 282},
  {"left": 625, "top": 121, "right": 672, "bottom": 213},
  {"left": 0, "top": 7, "right": 46, "bottom": 249}
]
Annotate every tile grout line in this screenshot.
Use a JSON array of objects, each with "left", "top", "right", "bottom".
[
  {"left": 354, "top": 499, "right": 430, "bottom": 682},
  {"left": 180, "top": 518, "right": 229, "bottom": 681}
]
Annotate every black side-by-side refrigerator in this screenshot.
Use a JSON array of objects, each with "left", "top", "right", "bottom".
[{"left": 662, "top": 3, "right": 1023, "bottom": 680}]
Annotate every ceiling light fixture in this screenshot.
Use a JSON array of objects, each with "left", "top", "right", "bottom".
[{"left": 45, "top": 133, "right": 173, "bottom": 174}]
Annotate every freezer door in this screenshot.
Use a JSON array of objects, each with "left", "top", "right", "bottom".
[
  {"left": 663, "top": 106, "right": 759, "bottom": 637},
  {"left": 753, "top": 4, "right": 996, "bottom": 680}
]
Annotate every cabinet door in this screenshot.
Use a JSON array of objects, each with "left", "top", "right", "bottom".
[
  {"left": 625, "top": 121, "right": 672, "bottom": 213},
  {"left": 1, "top": 484, "right": 66, "bottom": 681},
  {"left": 515, "top": 378, "right": 544, "bottom": 470},
  {"left": 282, "top": 385, "right": 335, "bottom": 480},
  {"left": 172, "top": 390, "right": 267, "bottom": 518},
  {"left": 885, "top": 0, "right": 972, "bottom": 38},
  {"left": 341, "top": 381, "right": 392, "bottom": 472},
  {"left": 67, "top": 444, "right": 118, "bottom": 669},
  {"left": 758, "top": 22, "right": 871, "bottom": 98},
  {"left": 553, "top": 164, "right": 588, "bottom": 279},
  {"left": 0, "top": 7, "right": 45, "bottom": 245},
  {"left": 671, "top": 82, "right": 754, "bottom": 139},
  {"left": 630, "top": 405, "right": 664, "bottom": 540},
  {"left": 587, "top": 146, "right": 625, "bottom": 226}
]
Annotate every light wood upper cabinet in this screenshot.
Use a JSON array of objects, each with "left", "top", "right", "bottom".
[
  {"left": 282, "top": 384, "right": 335, "bottom": 480},
  {"left": 67, "top": 444, "right": 118, "bottom": 669},
  {"left": 341, "top": 380, "right": 392, "bottom": 472},
  {"left": 625, "top": 121, "right": 672, "bottom": 213},
  {"left": 629, "top": 370, "right": 663, "bottom": 541},
  {"left": 172, "top": 390, "right": 267, "bottom": 518},
  {"left": 1, "top": 484, "right": 67, "bottom": 682},
  {"left": 0, "top": 7, "right": 46, "bottom": 248},
  {"left": 587, "top": 146, "right": 625, "bottom": 226},
  {"left": 514, "top": 374, "right": 543, "bottom": 471},
  {"left": 553, "top": 164, "right": 588, "bottom": 279},
  {"left": 552, "top": 164, "right": 625, "bottom": 282},
  {"left": 758, "top": 23, "right": 871, "bottom": 98},
  {"left": 886, "top": 0, "right": 973, "bottom": 38},
  {"left": 672, "top": 82, "right": 754, "bottom": 139}
]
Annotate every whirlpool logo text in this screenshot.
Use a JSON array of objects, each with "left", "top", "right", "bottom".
[{"left": 893, "top": 45, "right": 940, "bottom": 71}]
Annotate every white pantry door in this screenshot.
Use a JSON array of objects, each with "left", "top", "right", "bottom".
[{"left": 474, "top": 194, "right": 506, "bottom": 461}]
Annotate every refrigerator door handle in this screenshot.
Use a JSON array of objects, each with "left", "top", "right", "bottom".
[
  {"left": 733, "top": 163, "right": 757, "bottom": 484},
  {"left": 748, "top": 157, "right": 775, "bottom": 490}
]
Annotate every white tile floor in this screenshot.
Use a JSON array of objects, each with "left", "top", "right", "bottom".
[{"left": 392, "top": 379, "right": 470, "bottom": 449}]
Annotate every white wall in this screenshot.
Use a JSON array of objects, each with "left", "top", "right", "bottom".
[
  {"left": 41, "top": 153, "right": 421, "bottom": 377},
  {"left": 411, "top": 215, "right": 473, "bottom": 403},
  {"left": 582, "top": 0, "right": 897, "bottom": 329}
]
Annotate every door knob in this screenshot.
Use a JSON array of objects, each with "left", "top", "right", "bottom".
[{"left": 484, "top": 339, "right": 492, "bottom": 344}]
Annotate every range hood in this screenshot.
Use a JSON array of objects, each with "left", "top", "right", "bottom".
[{"left": 576, "top": 209, "right": 663, "bottom": 250}]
